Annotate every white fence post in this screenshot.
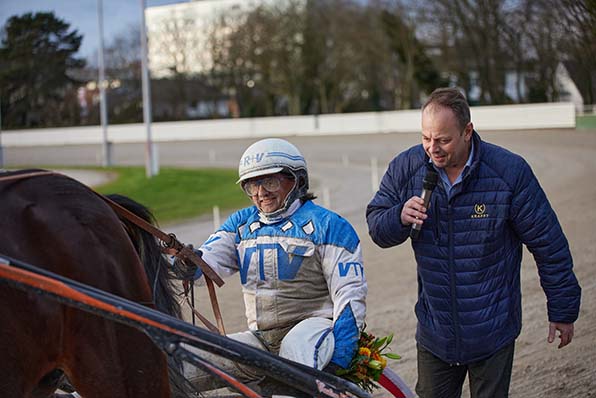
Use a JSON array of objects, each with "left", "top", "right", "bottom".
[
  {"left": 151, "top": 143, "right": 159, "bottom": 176},
  {"left": 342, "top": 154, "right": 350, "bottom": 168},
  {"left": 371, "top": 156, "right": 379, "bottom": 193},
  {"left": 212, "top": 205, "right": 221, "bottom": 230}
]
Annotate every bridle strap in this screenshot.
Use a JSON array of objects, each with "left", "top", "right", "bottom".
[
  {"left": 99, "top": 194, "right": 225, "bottom": 286},
  {"left": 1, "top": 170, "right": 226, "bottom": 335},
  {"left": 96, "top": 188, "right": 227, "bottom": 335}
]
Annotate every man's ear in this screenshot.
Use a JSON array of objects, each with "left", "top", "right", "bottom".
[{"left": 464, "top": 122, "right": 474, "bottom": 140}]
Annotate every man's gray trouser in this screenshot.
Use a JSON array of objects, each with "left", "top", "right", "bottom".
[{"left": 415, "top": 341, "right": 515, "bottom": 398}]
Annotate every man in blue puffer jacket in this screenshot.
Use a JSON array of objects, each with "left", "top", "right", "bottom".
[{"left": 366, "top": 87, "right": 581, "bottom": 398}]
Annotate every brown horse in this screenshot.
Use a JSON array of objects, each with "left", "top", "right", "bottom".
[{"left": 0, "top": 170, "right": 186, "bottom": 398}]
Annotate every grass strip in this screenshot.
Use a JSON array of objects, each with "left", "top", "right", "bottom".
[
  {"left": 92, "top": 166, "right": 249, "bottom": 225},
  {"left": 576, "top": 115, "right": 596, "bottom": 130}
]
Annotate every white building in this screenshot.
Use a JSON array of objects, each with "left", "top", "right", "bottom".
[{"left": 146, "top": 0, "right": 277, "bottom": 78}]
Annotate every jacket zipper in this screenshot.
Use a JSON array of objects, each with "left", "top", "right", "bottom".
[
  {"left": 433, "top": 196, "right": 440, "bottom": 245},
  {"left": 447, "top": 201, "right": 460, "bottom": 364}
]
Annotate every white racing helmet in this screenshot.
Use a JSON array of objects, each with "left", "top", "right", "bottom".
[{"left": 238, "top": 138, "right": 309, "bottom": 218}]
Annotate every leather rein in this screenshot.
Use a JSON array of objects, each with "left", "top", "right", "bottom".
[{"left": 0, "top": 170, "right": 226, "bottom": 335}]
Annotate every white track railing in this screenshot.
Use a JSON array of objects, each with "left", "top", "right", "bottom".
[{"left": 3, "top": 102, "right": 575, "bottom": 147}]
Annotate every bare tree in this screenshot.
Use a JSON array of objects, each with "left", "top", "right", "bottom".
[
  {"left": 207, "top": 0, "right": 408, "bottom": 116},
  {"left": 105, "top": 26, "right": 141, "bottom": 79},
  {"left": 182, "top": 0, "right": 594, "bottom": 119},
  {"left": 148, "top": 8, "right": 206, "bottom": 77},
  {"left": 379, "top": 0, "right": 446, "bottom": 108},
  {"left": 522, "top": 0, "right": 564, "bottom": 102},
  {"left": 553, "top": 0, "right": 596, "bottom": 105},
  {"left": 208, "top": 3, "right": 286, "bottom": 116},
  {"left": 420, "top": 0, "right": 511, "bottom": 104}
]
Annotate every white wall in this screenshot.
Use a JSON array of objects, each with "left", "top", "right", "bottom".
[{"left": 2, "top": 102, "right": 576, "bottom": 147}]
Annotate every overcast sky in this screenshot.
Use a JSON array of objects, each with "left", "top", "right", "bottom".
[{"left": 0, "top": 0, "right": 186, "bottom": 60}]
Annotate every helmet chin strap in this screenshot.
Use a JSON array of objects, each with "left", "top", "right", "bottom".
[{"left": 258, "top": 179, "right": 299, "bottom": 223}]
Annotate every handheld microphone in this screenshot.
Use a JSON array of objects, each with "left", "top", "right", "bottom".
[{"left": 410, "top": 168, "right": 439, "bottom": 240}]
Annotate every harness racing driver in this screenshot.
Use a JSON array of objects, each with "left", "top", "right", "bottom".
[{"left": 184, "top": 138, "right": 367, "bottom": 391}]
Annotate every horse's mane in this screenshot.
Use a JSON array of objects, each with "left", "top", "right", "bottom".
[
  {"left": 106, "top": 194, "right": 182, "bottom": 319},
  {"left": 106, "top": 194, "right": 200, "bottom": 398}
]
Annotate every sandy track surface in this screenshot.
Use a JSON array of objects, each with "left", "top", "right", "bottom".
[{"left": 6, "top": 129, "right": 596, "bottom": 397}]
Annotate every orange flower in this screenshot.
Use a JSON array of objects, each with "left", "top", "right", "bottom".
[
  {"left": 335, "top": 329, "right": 401, "bottom": 394},
  {"left": 359, "top": 347, "right": 371, "bottom": 357}
]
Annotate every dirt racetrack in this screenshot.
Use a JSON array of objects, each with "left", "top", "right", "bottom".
[
  {"left": 6, "top": 128, "right": 596, "bottom": 397},
  {"left": 187, "top": 129, "right": 596, "bottom": 398}
]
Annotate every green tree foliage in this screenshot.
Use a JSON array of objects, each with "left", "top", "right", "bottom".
[{"left": 0, "top": 12, "right": 85, "bottom": 128}]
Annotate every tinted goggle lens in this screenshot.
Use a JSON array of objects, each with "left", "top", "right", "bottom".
[{"left": 242, "top": 176, "right": 283, "bottom": 196}]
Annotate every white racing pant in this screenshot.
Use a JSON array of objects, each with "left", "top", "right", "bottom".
[{"left": 184, "top": 317, "right": 334, "bottom": 391}]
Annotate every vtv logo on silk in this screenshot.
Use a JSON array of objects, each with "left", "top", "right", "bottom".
[
  {"left": 240, "top": 243, "right": 308, "bottom": 283},
  {"left": 338, "top": 262, "right": 364, "bottom": 278}
]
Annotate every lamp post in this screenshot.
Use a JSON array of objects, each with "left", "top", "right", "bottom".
[
  {"left": 97, "top": 0, "right": 112, "bottom": 167},
  {"left": 140, "top": 0, "right": 157, "bottom": 177}
]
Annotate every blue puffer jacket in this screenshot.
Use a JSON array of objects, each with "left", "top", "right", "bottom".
[{"left": 366, "top": 131, "right": 581, "bottom": 364}]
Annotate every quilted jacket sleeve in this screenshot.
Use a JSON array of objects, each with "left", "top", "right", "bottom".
[
  {"left": 366, "top": 154, "right": 413, "bottom": 248},
  {"left": 510, "top": 158, "right": 581, "bottom": 323}
]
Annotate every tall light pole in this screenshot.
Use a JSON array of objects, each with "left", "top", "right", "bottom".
[
  {"left": 97, "top": 0, "right": 111, "bottom": 167},
  {"left": 140, "top": 0, "right": 157, "bottom": 177}
]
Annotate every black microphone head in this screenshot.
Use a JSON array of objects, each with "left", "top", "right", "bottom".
[{"left": 423, "top": 168, "right": 439, "bottom": 190}]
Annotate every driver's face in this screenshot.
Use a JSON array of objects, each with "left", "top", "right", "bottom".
[{"left": 243, "top": 173, "right": 295, "bottom": 213}]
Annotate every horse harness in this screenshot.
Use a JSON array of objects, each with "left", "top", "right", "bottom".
[{"left": 0, "top": 170, "right": 226, "bottom": 335}]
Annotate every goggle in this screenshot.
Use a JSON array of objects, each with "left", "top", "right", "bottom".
[{"left": 241, "top": 175, "right": 292, "bottom": 196}]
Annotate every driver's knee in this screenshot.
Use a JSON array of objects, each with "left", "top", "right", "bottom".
[
  {"left": 279, "top": 317, "right": 334, "bottom": 369},
  {"left": 183, "top": 330, "right": 267, "bottom": 389}
]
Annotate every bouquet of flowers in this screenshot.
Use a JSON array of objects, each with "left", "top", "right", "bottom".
[{"left": 335, "top": 328, "right": 401, "bottom": 393}]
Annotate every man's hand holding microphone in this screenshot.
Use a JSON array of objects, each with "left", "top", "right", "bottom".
[{"left": 401, "top": 168, "right": 439, "bottom": 240}]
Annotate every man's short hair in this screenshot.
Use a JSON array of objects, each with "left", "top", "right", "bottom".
[{"left": 422, "top": 87, "right": 470, "bottom": 131}]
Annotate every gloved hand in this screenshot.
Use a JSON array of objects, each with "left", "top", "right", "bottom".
[{"left": 171, "top": 245, "right": 202, "bottom": 280}]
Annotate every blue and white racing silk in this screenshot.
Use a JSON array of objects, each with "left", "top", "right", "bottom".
[{"left": 197, "top": 199, "right": 367, "bottom": 334}]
